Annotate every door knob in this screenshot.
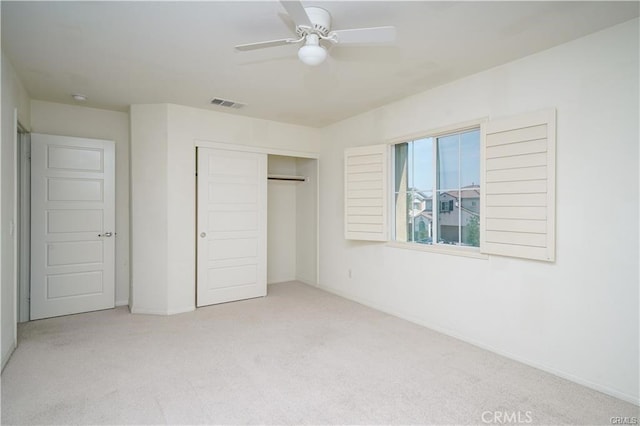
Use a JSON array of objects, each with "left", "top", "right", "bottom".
[
  {"left": 200, "top": 232, "right": 207, "bottom": 238},
  {"left": 98, "top": 232, "right": 113, "bottom": 237}
]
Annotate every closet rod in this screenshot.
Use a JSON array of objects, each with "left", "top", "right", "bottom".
[{"left": 267, "top": 174, "right": 307, "bottom": 182}]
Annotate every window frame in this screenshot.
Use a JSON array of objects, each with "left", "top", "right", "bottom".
[{"left": 387, "top": 119, "right": 488, "bottom": 259}]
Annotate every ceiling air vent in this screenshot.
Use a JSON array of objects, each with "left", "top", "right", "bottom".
[{"left": 210, "top": 98, "right": 245, "bottom": 109}]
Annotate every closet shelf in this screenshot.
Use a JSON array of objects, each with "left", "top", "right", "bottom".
[{"left": 267, "top": 174, "right": 307, "bottom": 182}]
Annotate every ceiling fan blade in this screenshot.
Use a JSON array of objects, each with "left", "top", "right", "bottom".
[
  {"left": 280, "top": 1, "right": 313, "bottom": 29},
  {"left": 235, "top": 38, "right": 298, "bottom": 51},
  {"left": 330, "top": 26, "right": 397, "bottom": 44}
]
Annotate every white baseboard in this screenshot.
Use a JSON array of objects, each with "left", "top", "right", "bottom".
[
  {"left": 130, "top": 305, "right": 195, "bottom": 316},
  {"left": 1, "top": 341, "right": 17, "bottom": 373},
  {"left": 317, "top": 282, "right": 640, "bottom": 407},
  {"left": 130, "top": 307, "right": 166, "bottom": 315},
  {"left": 268, "top": 280, "right": 297, "bottom": 285},
  {"left": 268, "top": 279, "right": 318, "bottom": 288},
  {"left": 167, "top": 306, "right": 195, "bottom": 315},
  {"left": 295, "top": 277, "right": 318, "bottom": 287}
]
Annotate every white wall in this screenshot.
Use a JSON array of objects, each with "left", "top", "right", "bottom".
[
  {"left": 295, "top": 157, "right": 318, "bottom": 285},
  {"left": 267, "top": 155, "right": 298, "bottom": 284},
  {"left": 1, "top": 52, "right": 31, "bottom": 370},
  {"left": 318, "top": 19, "right": 639, "bottom": 404},
  {"left": 129, "top": 104, "right": 169, "bottom": 314},
  {"left": 30, "top": 100, "right": 131, "bottom": 306},
  {"left": 129, "top": 103, "right": 320, "bottom": 314}
]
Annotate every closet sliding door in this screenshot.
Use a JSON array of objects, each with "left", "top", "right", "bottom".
[{"left": 196, "top": 148, "right": 267, "bottom": 307}]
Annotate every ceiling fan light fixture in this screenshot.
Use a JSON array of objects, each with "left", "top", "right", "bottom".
[
  {"left": 234, "top": 1, "right": 396, "bottom": 66},
  {"left": 297, "top": 34, "right": 327, "bottom": 66}
]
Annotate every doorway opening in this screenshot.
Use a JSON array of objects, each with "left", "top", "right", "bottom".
[{"left": 267, "top": 154, "right": 318, "bottom": 286}]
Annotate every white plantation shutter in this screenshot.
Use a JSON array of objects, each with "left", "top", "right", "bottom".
[
  {"left": 344, "top": 144, "right": 389, "bottom": 241},
  {"left": 481, "top": 109, "right": 556, "bottom": 261}
]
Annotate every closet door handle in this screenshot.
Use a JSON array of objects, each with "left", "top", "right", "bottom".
[
  {"left": 98, "top": 232, "right": 113, "bottom": 237},
  {"left": 200, "top": 232, "right": 207, "bottom": 238}
]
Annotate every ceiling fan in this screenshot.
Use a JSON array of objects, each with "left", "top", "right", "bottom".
[{"left": 234, "top": 1, "right": 396, "bottom": 66}]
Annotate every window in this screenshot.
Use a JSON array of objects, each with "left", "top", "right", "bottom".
[
  {"left": 440, "top": 200, "right": 454, "bottom": 212},
  {"left": 393, "top": 128, "right": 481, "bottom": 248},
  {"left": 345, "top": 109, "right": 555, "bottom": 261}
]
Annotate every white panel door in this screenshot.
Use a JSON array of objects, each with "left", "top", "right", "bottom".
[
  {"left": 30, "top": 134, "right": 115, "bottom": 320},
  {"left": 197, "top": 148, "right": 267, "bottom": 307}
]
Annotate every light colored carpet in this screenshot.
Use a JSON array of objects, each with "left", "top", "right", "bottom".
[{"left": 1, "top": 281, "right": 637, "bottom": 425}]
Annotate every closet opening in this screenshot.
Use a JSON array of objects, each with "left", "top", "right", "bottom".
[{"left": 267, "top": 155, "right": 318, "bottom": 287}]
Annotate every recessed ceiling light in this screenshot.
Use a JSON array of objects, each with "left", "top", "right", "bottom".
[{"left": 71, "top": 93, "right": 87, "bottom": 102}]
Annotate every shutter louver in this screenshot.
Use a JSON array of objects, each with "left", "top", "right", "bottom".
[
  {"left": 344, "top": 144, "right": 389, "bottom": 241},
  {"left": 481, "top": 109, "right": 556, "bottom": 261}
]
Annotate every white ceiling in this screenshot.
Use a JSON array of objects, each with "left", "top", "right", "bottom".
[{"left": 2, "top": 1, "right": 638, "bottom": 127}]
